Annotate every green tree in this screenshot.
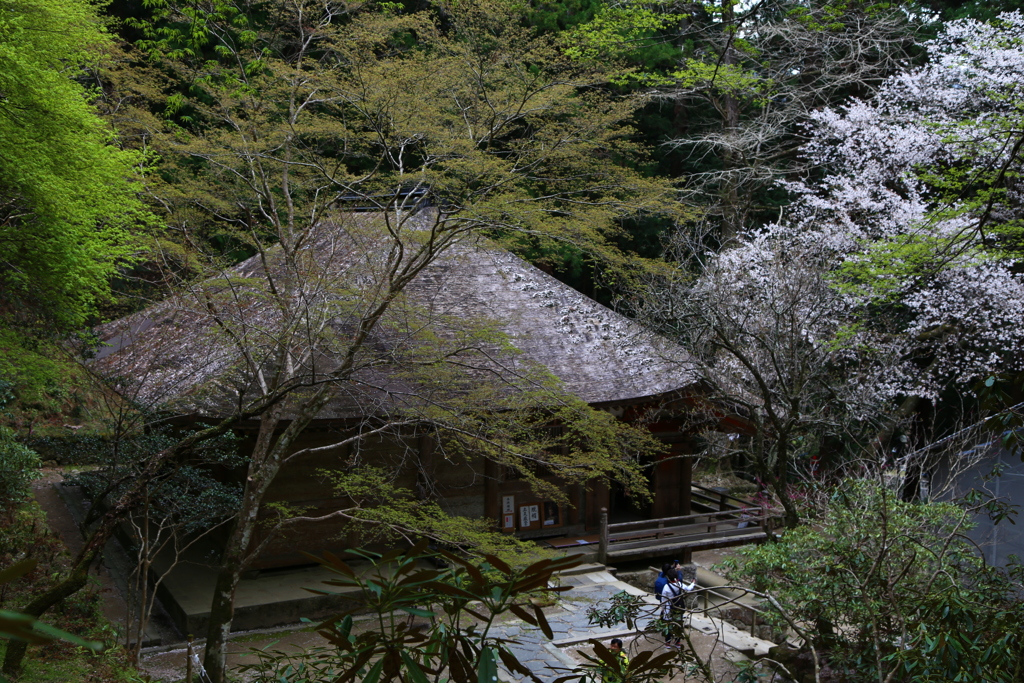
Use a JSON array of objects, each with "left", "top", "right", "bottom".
[
  {"left": 724, "top": 480, "right": 1024, "bottom": 682},
  {"left": 0, "top": 427, "right": 39, "bottom": 521},
  {"left": 0, "top": 0, "right": 149, "bottom": 330},
  {"left": 566, "top": 0, "right": 925, "bottom": 240},
  {"left": 3, "top": 1, "right": 684, "bottom": 681},
  {"left": 0, "top": 0, "right": 156, "bottom": 436}
]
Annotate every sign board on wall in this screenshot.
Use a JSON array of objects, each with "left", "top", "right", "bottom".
[
  {"left": 513, "top": 500, "right": 562, "bottom": 532},
  {"left": 503, "top": 514, "right": 515, "bottom": 529},
  {"left": 502, "top": 495, "right": 515, "bottom": 514}
]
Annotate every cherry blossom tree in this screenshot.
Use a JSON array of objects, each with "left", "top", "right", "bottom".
[
  {"left": 784, "top": 10, "right": 1024, "bottom": 397},
  {"left": 631, "top": 12, "right": 1024, "bottom": 522},
  {"left": 630, "top": 223, "right": 902, "bottom": 527}
]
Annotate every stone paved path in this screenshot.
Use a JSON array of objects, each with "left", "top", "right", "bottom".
[
  {"left": 138, "top": 566, "right": 776, "bottom": 683},
  {"left": 490, "top": 570, "right": 655, "bottom": 682},
  {"left": 490, "top": 569, "right": 777, "bottom": 683}
]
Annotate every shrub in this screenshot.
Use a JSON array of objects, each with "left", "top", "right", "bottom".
[{"left": 0, "top": 427, "right": 41, "bottom": 518}]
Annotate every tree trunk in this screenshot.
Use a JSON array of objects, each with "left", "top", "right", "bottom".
[
  {"left": 202, "top": 409, "right": 282, "bottom": 683},
  {"left": 2, "top": 557, "right": 92, "bottom": 675},
  {"left": 200, "top": 526, "right": 247, "bottom": 683},
  {"left": 773, "top": 437, "right": 800, "bottom": 529},
  {"left": 719, "top": 0, "right": 741, "bottom": 242}
]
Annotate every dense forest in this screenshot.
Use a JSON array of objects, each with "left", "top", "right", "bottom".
[{"left": 2, "top": 0, "right": 1024, "bottom": 681}]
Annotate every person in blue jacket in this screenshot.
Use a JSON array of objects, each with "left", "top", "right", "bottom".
[{"left": 654, "top": 560, "right": 681, "bottom": 596}]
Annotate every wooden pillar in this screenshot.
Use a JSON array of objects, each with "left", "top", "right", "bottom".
[
  {"left": 567, "top": 483, "right": 581, "bottom": 525},
  {"left": 652, "top": 455, "right": 671, "bottom": 518},
  {"left": 484, "top": 458, "right": 499, "bottom": 525},
  {"left": 598, "top": 508, "right": 609, "bottom": 565},
  {"left": 416, "top": 433, "right": 435, "bottom": 501},
  {"left": 655, "top": 444, "right": 690, "bottom": 518},
  {"left": 681, "top": 455, "right": 693, "bottom": 516},
  {"left": 586, "top": 480, "right": 609, "bottom": 529}
]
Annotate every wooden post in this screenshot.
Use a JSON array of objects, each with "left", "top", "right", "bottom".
[
  {"left": 598, "top": 508, "right": 609, "bottom": 566},
  {"left": 681, "top": 456, "right": 693, "bottom": 516},
  {"left": 657, "top": 520, "right": 664, "bottom": 539},
  {"left": 186, "top": 635, "right": 194, "bottom": 683},
  {"left": 567, "top": 483, "right": 581, "bottom": 526},
  {"left": 483, "top": 457, "right": 499, "bottom": 525},
  {"left": 750, "top": 612, "right": 757, "bottom": 637}
]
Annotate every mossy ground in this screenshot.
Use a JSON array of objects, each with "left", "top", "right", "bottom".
[
  {"left": 1, "top": 495, "right": 142, "bottom": 682},
  {"left": 0, "top": 640, "right": 144, "bottom": 683}
]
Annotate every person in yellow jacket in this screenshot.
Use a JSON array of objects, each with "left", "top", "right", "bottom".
[{"left": 602, "top": 638, "right": 630, "bottom": 683}]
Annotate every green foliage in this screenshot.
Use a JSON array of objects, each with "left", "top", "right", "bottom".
[
  {"left": 723, "top": 479, "right": 1024, "bottom": 682},
  {"left": 563, "top": 2, "right": 683, "bottom": 68},
  {"left": 565, "top": 0, "right": 925, "bottom": 240},
  {"left": 129, "top": 0, "right": 682, "bottom": 276},
  {"left": 0, "top": 334, "right": 65, "bottom": 409},
  {"left": 584, "top": 590, "right": 646, "bottom": 630},
  {"left": 322, "top": 467, "right": 555, "bottom": 568},
  {"left": 0, "top": 641, "right": 148, "bottom": 683},
  {"left": 0, "top": 331, "right": 91, "bottom": 432},
  {"left": 557, "top": 639, "right": 677, "bottom": 683},
  {"left": 66, "top": 426, "right": 243, "bottom": 534},
  {"left": 580, "top": 590, "right": 715, "bottom": 683},
  {"left": 391, "top": 364, "right": 661, "bottom": 504},
  {"left": 565, "top": 1, "right": 766, "bottom": 91},
  {"left": 974, "top": 374, "right": 1024, "bottom": 459},
  {"left": 891, "top": 586, "right": 1023, "bottom": 682},
  {"left": 0, "top": 0, "right": 152, "bottom": 330},
  {"left": 0, "top": 427, "right": 40, "bottom": 516},
  {"left": 240, "top": 542, "right": 581, "bottom": 683}
]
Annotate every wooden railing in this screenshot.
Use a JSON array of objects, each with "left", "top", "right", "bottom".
[
  {"left": 597, "top": 507, "right": 772, "bottom": 565},
  {"left": 646, "top": 565, "right": 767, "bottom": 638},
  {"left": 690, "top": 484, "right": 758, "bottom": 512}
]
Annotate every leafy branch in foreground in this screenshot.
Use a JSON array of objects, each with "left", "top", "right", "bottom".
[{"left": 240, "top": 541, "right": 581, "bottom": 683}]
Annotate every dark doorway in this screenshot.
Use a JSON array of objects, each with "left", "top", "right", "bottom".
[{"left": 608, "top": 478, "right": 651, "bottom": 524}]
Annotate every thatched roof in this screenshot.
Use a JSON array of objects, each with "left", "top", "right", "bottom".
[{"left": 94, "top": 211, "right": 698, "bottom": 419}]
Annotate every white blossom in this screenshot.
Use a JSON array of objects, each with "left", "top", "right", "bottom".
[{"left": 750, "top": 12, "right": 1024, "bottom": 396}]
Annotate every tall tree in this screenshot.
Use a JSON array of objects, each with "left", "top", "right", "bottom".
[
  {"left": 625, "top": 10, "right": 1024, "bottom": 524},
  {"left": 105, "top": 1, "right": 682, "bottom": 680},
  {"left": 777, "top": 10, "right": 1024, "bottom": 403},
  {"left": 567, "top": 0, "right": 926, "bottom": 240},
  {"left": 627, "top": 224, "right": 901, "bottom": 527},
  {"left": 0, "top": 0, "right": 148, "bottom": 330}
]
